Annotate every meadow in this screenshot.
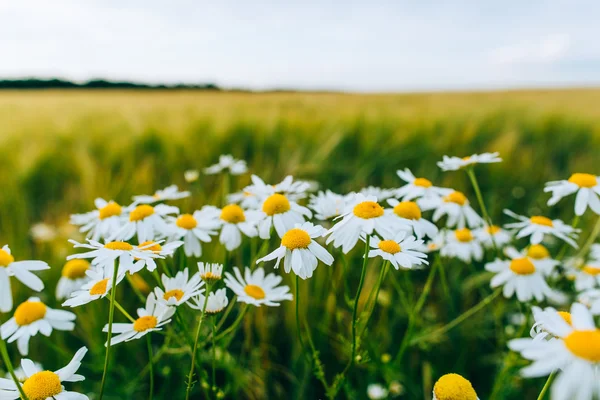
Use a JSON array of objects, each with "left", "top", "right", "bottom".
[{"left": 1, "top": 88, "right": 600, "bottom": 399}]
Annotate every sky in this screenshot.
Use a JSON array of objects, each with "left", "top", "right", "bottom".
[{"left": 1, "top": 0, "right": 599, "bottom": 92}]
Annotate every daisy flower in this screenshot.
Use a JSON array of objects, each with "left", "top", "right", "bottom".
[
  {"left": 63, "top": 263, "right": 126, "bottom": 307},
  {"left": 368, "top": 232, "right": 428, "bottom": 270},
  {"left": 70, "top": 198, "right": 125, "bottom": 241},
  {"left": 568, "top": 263, "right": 600, "bottom": 291},
  {"left": 431, "top": 191, "right": 483, "bottom": 229},
  {"left": 309, "top": 190, "right": 347, "bottom": 221},
  {"left": 67, "top": 239, "right": 164, "bottom": 273},
  {"left": 0, "top": 245, "right": 50, "bottom": 313},
  {"left": 1, "top": 297, "right": 76, "bottom": 355},
  {"left": 367, "top": 383, "right": 389, "bottom": 400},
  {"left": 590, "top": 244, "right": 600, "bottom": 261},
  {"left": 133, "top": 184, "right": 190, "bottom": 204},
  {"left": 526, "top": 306, "right": 573, "bottom": 342},
  {"left": 0, "top": 347, "right": 89, "bottom": 400},
  {"left": 189, "top": 288, "right": 229, "bottom": 314},
  {"left": 216, "top": 204, "right": 263, "bottom": 251},
  {"left": 503, "top": 209, "right": 579, "bottom": 248},
  {"left": 257, "top": 192, "right": 312, "bottom": 239},
  {"left": 30, "top": 222, "right": 57, "bottom": 243},
  {"left": 197, "top": 262, "right": 224, "bottom": 284},
  {"left": 437, "top": 152, "right": 502, "bottom": 171},
  {"left": 417, "top": 232, "right": 446, "bottom": 254},
  {"left": 387, "top": 199, "right": 438, "bottom": 239},
  {"left": 545, "top": 173, "right": 600, "bottom": 216},
  {"left": 326, "top": 194, "right": 395, "bottom": 254},
  {"left": 473, "top": 224, "right": 511, "bottom": 249},
  {"left": 395, "top": 168, "right": 451, "bottom": 203},
  {"left": 166, "top": 207, "right": 220, "bottom": 257},
  {"left": 227, "top": 190, "right": 262, "bottom": 210},
  {"left": 56, "top": 259, "right": 91, "bottom": 300},
  {"left": 508, "top": 303, "right": 600, "bottom": 400},
  {"left": 154, "top": 268, "right": 204, "bottom": 307},
  {"left": 359, "top": 186, "right": 395, "bottom": 201},
  {"left": 578, "top": 289, "right": 600, "bottom": 315},
  {"left": 204, "top": 154, "right": 248, "bottom": 175},
  {"left": 258, "top": 222, "right": 334, "bottom": 280},
  {"left": 224, "top": 266, "right": 293, "bottom": 307},
  {"left": 432, "top": 373, "right": 479, "bottom": 400},
  {"left": 111, "top": 203, "right": 178, "bottom": 243},
  {"left": 440, "top": 228, "right": 484, "bottom": 263},
  {"left": 104, "top": 293, "right": 175, "bottom": 346},
  {"left": 184, "top": 169, "right": 200, "bottom": 183},
  {"left": 129, "top": 240, "right": 183, "bottom": 274}
]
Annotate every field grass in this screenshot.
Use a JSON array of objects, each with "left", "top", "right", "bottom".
[{"left": 0, "top": 88, "right": 600, "bottom": 399}]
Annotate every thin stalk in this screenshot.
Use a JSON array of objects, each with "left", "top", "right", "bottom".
[
  {"left": 466, "top": 167, "right": 498, "bottom": 253},
  {"left": 211, "top": 317, "right": 217, "bottom": 397},
  {"left": 537, "top": 370, "right": 557, "bottom": 400},
  {"left": 99, "top": 260, "right": 120, "bottom": 400},
  {"left": 359, "top": 260, "right": 388, "bottom": 336},
  {"left": 295, "top": 275, "right": 307, "bottom": 353},
  {"left": 146, "top": 334, "right": 154, "bottom": 400},
  {"left": 0, "top": 337, "right": 28, "bottom": 400},
  {"left": 185, "top": 284, "right": 212, "bottom": 400},
  {"left": 113, "top": 300, "right": 135, "bottom": 322},
  {"left": 214, "top": 304, "right": 248, "bottom": 342},
  {"left": 576, "top": 215, "right": 600, "bottom": 260}
]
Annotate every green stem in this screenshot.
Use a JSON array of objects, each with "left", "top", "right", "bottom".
[
  {"left": 557, "top": 216, "right": 580, "bottom": 260},
  {"left": 359, "top": 260, "right": 388, "bottom": 336},
  {"left": 99, "top": 260, "right": 120, "bottom": 400},
  {"left": 214, "top": 304, "right": 248, "bottom": 342},
  {"left": 466, "top": 167, "right": 498, "bottom": 253},
  {"left": 295, "top": 275, "right": 307, "bottom": 353},
  {"left": 576, "top": 215, "right": 600, "bottom": 260},
  {"left": 0, "top": 336, "right": 28, "bottom": 400},
  {"left": 212, "top": 317, "right": 217, "bottom": 397},
  {"left": 537, "top": 370, "right": 557, "bottom": 400},
  {"left": 185, "top": 285, "right": 212, "bottom": 400},
  {"left": 147, "top": 334, "right": 154, "bottom": 400},
  {"left": 113, "top": 300, "right": 135, "bottom": 322}
]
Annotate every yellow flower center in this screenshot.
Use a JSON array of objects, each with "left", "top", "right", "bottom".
[
  {"left": 530, "top": 216, "right": 553, "bottom": 227},
  {"left": 486, "top": 225, "right": 501, "bottom": 235},
  {"left": 454, "top": 229, "right": 473, "bottom": 243},
  {"left": 564, "top": 330, "right": 600, "bottom": 362},
  {"left": 393, "top": 201, "right": 422, "bottom": 220},
  {"left": 129, "top": 205, "right": 155, "bottom": 222},
  {"left": 413, "top": 177, "right": 432, "bottom": 188},
  {"left": 444, "top": 191, "right": 467, "bottom": 206},
  {"left": 244, "top": 284, "right": 266, "bottom": 300},
  {"left": 353, "top": 201, "right": 384, "bottom": 219},
  {"left": 201, "top": 272, "right": 222, "bottom": 282},
  {"left": 558, "top": 311, "right": 572, "bottom": 326},
  {"left": 98, "top": 202, "right": 122, "bottom": 220},
  {"left": 22, "top": 371, "right": 62, "bottom": 400},
  {"left": 0, "top": 249, "right": 15, "bottom": 267},
  {"left": 433, "top": 373, "right": 478, "bottom": 400},
  {"left": 90, "top": 278, "right": 109, "bottom": 295},
  {"left": 176, "top": 214, "right": 198, "bottom": 230},
  {"left": 527, "top": 244, "right": 550, "bottom": 259},
  {"left": 220, "top": 204, "right": 246, "bottom": 223},
  {"left": 378, "top": 240, "right": 401, "bottom": 254},
  {"left": 281, "top": 228, "right": 312, "bottom": 250},
  {"left": 509, "top": 258, "right": 536, "bottom": 275},
  {"left": 262, "top": 194, "right": 291, "bottom": 216},
  {"left": 61, "top": 259, "right": 90, "bottom": 279},
  {"left": 163, "top": 289, "right": 184, "bottom": 302},
  {"left": 104, "top": 241, "right": 133, "bottom": 251},
  {"left": 568, "top": 173, "right": 597, "bottom": 188},
  {"left": 139, "top": 241, "right": 162, "bottom": 252},
  {"left": 133, "top": 315, "right": 158, "bottom": 332},
  {"left": 14, "top": 301, "right": 47, "bottom": 326},
  {"left": 583, "top": 265, "right": 600, "bottom": 276}
]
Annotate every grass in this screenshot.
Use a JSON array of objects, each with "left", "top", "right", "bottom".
[{"left": 0, "top": 88, "right": 599, "bottom": 399}]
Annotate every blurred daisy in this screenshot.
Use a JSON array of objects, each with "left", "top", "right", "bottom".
[
  {"left": 197, "top": 262, "right": 224, "bottom": 283},
  {"left": 437, "top": 152, "right": 502, "bottom": 171},
  {"left": 258, "top": 222, "right": 334, "bottom": 280},
  {"left": 130, "top": 240, "right": 183, "bottom": 274},
  {"left": 431, "top": 191, "right": 482, "bottom": 229},
  {"left": 368, "top": 232, "right": 428, "bottom": 270},
  {"left": 104, "top": 293, "right": 175, "bottom": 346},
  {"left": 70, "top": 198, "right": 125, "bottom": 241},
  {"left": 227, "top": 190, "right": 262, "bottom": 210},
  {"left": 244, "top": 175, "right": 311, "bottom": 202},
  {"left": 155, "top": 268, "right": 204, "bottom": 307},
  {"left": 326, "top": 194, "right": 395, "bottom": 254},
  {"left": 56, "top": 259, "right": 91, "bottom": 300},
  {"left": 166, "top": 208, "right": 220, "bottom": 257},
  {"left": 367, "top": 383, "right": 388, "bottom": 400},
  {"left": 110, "top": 203, "right": 178, "bottom": 243},
  {"left": 359, "top": 186, "right": 394, "bottom": 201},
  {"left": 0, "top": 245, "right": 50, "bottom": 313},
  {"left": 63, "top": 263, "right": 125, "bottom": 307},
  {"left": 504, "top": 209, "right": 579, "bottom": 248},
  {"left": 184, "top": 169, "right": 200, "bottom": 183},
  {"left": 309, "top": 190, "right": 347, "bottom": 221},
  {"left": 133, "top": 184, "right": 190, "bottom": 204},
  {"left": 224, "top": 266, "right": 293, "bottom": 307},
  {"left": 68, "top": 239, "right": 163, "bottom": 273},
  {"left": 568, "top": 263, "right": 600, "bottom": 291},
  {"left": 257, "top": 193, "right": 312, "bottom": 239},
  {"left": 432, "top": 373, "right": 479, "bottom": 400},
  {"left": 204, "top": 154, "right": 248, "bottom": 175},
  {"left": 578, "top": 289, "right": 600, "bottom": 315},
  {"left": 508, "top": 303, "right": 600, "bottom": 400},
  {"left": 1, "top": 297, "right": 76, "bottom": 355},
  {"left": 0, "top": 347, "right": 89, "bottom": 400},
  {"left": 395, "top": 168, "right": 451, "bottom": 203},
  {"left": 387, "top": 199, "right": 438, "bottom": 239},
  {"left": 504, "top": 246, "right": 560, "bottom": 277},
  {"left": 190, "top": 288, "right": 229, "bottom": 314},
  {"left": 29, "top": 222, "right": 57, "bottom": 243},
  {"left": 590, "top": 244, "right": 600, "bottom": 261},
  {"left": 216, "top": 204, "right": 263, "bottom": 251},
  {"left": 473, "top": 225, "right": 511, "bottom": 249},
  {"left": 440, "top": 228, "right": 484, "bottom": 263},
  {"left": 545, "top": 173, "right": 600, "bottom": 216}
]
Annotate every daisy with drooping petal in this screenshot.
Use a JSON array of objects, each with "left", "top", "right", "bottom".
[
  {"left": 111, "top": 203, "right": 178, "bottom": 243},
  {"left": 166, "top": 207, "right": 220, "bottom": 257},
  {"left": 326, "top": 194, "right": 395, "bottom": 254},
  {"left": 545, "top": 173, "right": 600, "bottom": 216},
  {"left": 432, "top": 373, "right": 480, "bottom": 400},
  {"left": 0, "top": 245, "right": 50, "bottom": 313},
  {"left": 189, "top": 288, "right": 229, "bottom": 314},
  {"left": 204, "top": 154, "right": 248, "bottom": 175},
  {"left": 67, "top": 239, "right": 164, "bottom": 273},
  {"left": 104, "top": 293, "right": 175, "bottom": 346},
  {"left": 437, "top": 152, "right": 502, "bottom": 171},
  {"left": 526, "top": 305, "right": 573, "bottom": 342},
  {"left": 503, "top": 209, "right": 579, "bottom": 248},
  {"left": 63, "top": 263, "right": 126, "bottom": 307},
  {"left": 216, "top": 204, "right": 263, "bottom": 251},
  {"left": 395, "top": 168, "right": 451, "bottom": 203},
  {"left": 129, "top": 240, "right": 183, "bottom": 274},
  {"left": 56, "top": 259, "right": 91, "bottom": 300},
  {"left": 197, "top": 262, "right": 224, "bottom": 284},
  {"left": 257, "top": 192, "right": 312, "bottom": 239},
  {"left": 154, "top": 268, "right": 204, "bottom": 307},
  {"left": 368, "top": 232, "right": 428, "bottom": 270},
  {"left": 430, "top": 191, "right": 483, "bottom": 229},
  {"left": 0, "top": 347, "right": 89, "bottom": 400},
  {"left": 1, "top": 297, "right": 76, "bottom": 355},
  {"left": 308, "top": 190, "right": 347, "bottom": 221},
  {"left": 508, "top": 303, "right": 600, "bottom": 400},
  {"left": 440, "top": 228, "right": 484, "bottom": 263},
  {"left": 133, "top": 184, "right": 190, "bottom": 204},
  {"left": 258, "top": 222, "right": 334, "bottom": 280},
  {"left": 472, "top": 224, "right": 511, "bottom": 249},
  {"left": 70, "top": 198, "right": 125, "bottom": 241},
  {"left": 224, "top": 266, "right": 293, "bottom": 307},
  {"left": 387, "top": 199, "right": 438, "bottom": 239}
]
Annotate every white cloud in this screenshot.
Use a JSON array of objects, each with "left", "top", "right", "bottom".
[{"left": 487, "top": 34, "right": 571, "bottom": 66}]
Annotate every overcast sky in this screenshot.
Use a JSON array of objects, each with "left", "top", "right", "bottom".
[{"left": 1, "top": 0, "right": 599, "bottom": 92}]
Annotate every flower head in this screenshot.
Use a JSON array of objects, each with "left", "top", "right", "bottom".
[
  {"left": 545, "top": 173, "right": 600, "bottom": 216},
  {"left": 225, "top": 266, "right": 293, "bottom": 307},
  {"left": 503, "top": 209, "right": 579, "bottom": 248},
  {"left": 368, "top": 232, "right": 428, "bottom": 270},
  {"left": 133, "top": 185, "right": 190, "bottom": 204},
  {"left": 154, "top": 268, "right": 205, "bottom": 306},
  {"left": 437, "top": 152, "right": 501, "bottom": 171},
  {"left": 204, "top": 154, "right": 248, "bottom": 175},
  {"left": 432, "top": 373, "right": 479, "bottom": 400}
]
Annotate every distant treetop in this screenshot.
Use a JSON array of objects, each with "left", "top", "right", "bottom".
[{"left": 0, "top": 78, "right": 221, "bottom": 90}]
